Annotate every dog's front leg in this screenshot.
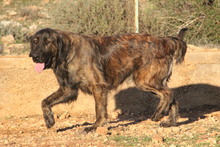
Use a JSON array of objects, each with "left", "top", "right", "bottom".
[
  {"left": 84, "top": 86, "right": 108, "bottom": 132},
  {"left": 41, "top": 87, "right": 78, "bottom": 128}
]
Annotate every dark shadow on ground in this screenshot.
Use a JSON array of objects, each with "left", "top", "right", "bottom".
[
  {"left": 58, "top": 84, "right": 220, "bottom": 131},
  {"left": 56, "top": 122, "right": 92, "bottom": 132},
  {"left": 113, "top": 84, "right": 220, "bottom": 126}
]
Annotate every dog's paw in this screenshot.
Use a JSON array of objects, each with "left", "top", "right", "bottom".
[
  {"left": 151, "top": 114, "right": 163, "bottom": 122},
  {"left": 43, "top": 113, "right": 55, "bottom": 128},
  {"left": 45, "top": 117, "right": 55, "bottom": 128}
]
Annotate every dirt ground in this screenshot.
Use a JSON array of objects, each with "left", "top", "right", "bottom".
[{"left": 0, "top": 45, "right": 220, "bottom": 146}]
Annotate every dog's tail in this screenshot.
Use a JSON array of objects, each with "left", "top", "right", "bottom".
[
  {"left": 177, "top": 28, "right": 188, "bottom": 40},
  {"left": 175, "top": 28, "right": 188, "bottom": 64}
]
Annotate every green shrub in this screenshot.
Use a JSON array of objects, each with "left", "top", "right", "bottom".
[
  {"left": 47, "top": 0, "right": 134, "bottom": 35},
  {"left": 46, "top": 0, "right": 219, "bottom": 46},
  {"left": 0, "top": 24, "right": 26, "bottom": 44},
  {"left": 1, "top": 0, "right": 219, "bottom": 46},
  {"left": 139, "top": 0, "right": 220, "bottom": 45}
]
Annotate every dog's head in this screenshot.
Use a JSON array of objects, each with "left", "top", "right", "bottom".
[{"left": 29, "top": 28, "right": 63, "bottom": 72}]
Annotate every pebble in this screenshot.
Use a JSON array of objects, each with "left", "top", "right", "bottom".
[
  {"left": 171, "top": 127, "right": 181, "bottom": 132},
  {"left": 152, "top": 134, "right": 164, "bottom": 144},
  {"left": 59, "top": 112, "right": 71, "bottom": 120},
  {"left": 96, "top": 127, "right": 108, "bottom": 136}
]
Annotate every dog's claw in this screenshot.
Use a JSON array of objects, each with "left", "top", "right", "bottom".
[
  {"left": 160, "top": 121, "right": 176, "bottom": 127},
  {"left": 84, "top": 127, "right": 97, "bottom": 133},
  {"left": 151, "top": 114, "right": 163, "bottom": 122}
]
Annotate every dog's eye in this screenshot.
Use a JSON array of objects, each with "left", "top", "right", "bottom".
[
  {"left": 32, "top": 39, "right": 38, "bottom": 44},
  {"left": 45, "top": 38, "right": 52, "bottom": 45}
]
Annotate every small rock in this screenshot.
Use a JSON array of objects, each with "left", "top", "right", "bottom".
[
  {"left": 54, "top": 114, "right": 59, "bottom": 119},
  {"left": 169, "top": 144, "right": 176, "bottom": 147},
  {"left": 110, "top": 110, "right": 121, "bottom": 119},
  {"left": 96, "top": 127, "right": 108, "bottom": 135},
  {"left": 3, "top": 43, "right": 26, "bottom": 54},
  {"left": 1, "top": 35, "right": 15, "bottom": 46},
  {"left": 171, "top": 127, "right": 181, "bottom": 132},
  {"left": 152, "top": 134, "right": 164, "bottom": 144},
  {"left": 0, "top": 15, "right": 7, "bottom": 19},
  {"left": 197, "top": 138, "right": 217, "bottom": 144},
  {"left": 4, "top": 140, "right": 9, "bottom": 144},
  {"left": 146, "top": 129, "right": 157, "bottom": 136},
  {"left": 3, "top": 48, "right": 10, "bottom": 54},
  {"left": 110, "top": 130, "right": 119, "bottom": 135},
  {"left": 41, "top": 142, "right": 47, "bottom": 145},
  {"left": 210, "top": 131, "right": 219, "bottom": 137},
  {"left": 7, "top": 10, "right": 17, "bottom": 16},
  {"left": 208, "top": 138, "right": 217, "bottom": 144},
  {"left": 20, "top": 6, "right": 40, "bottom": 17},
  {"left": 42, "top": 0, "right": 50, "bottom": 4},
  {"left": 59, "top": 112, "right": 71, "bottom": 120},
  {"left": 157, "top": 127, "right": 164, "bottom": 133},
  {"left": 163, "top": 127, "right": 172, "bottom": 134},
  {"left": 0, "top": 20, "right": 21, "bottom": 27},
  {"left": 6, "top": 44, "right": 26, "bottom": 52},
  {"left": 178, "top": 117, "right": 189, "bottom": 122},
  {"left": 3, "top": 0, "right": 12, "bottom": 6},
  {"left": 0, "top": 44, "right": 3, "bottom": 53},
  {"left": 28, "top": 24, "right": 38, "bottom": 34}
]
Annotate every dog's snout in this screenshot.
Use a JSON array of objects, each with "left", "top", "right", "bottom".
[
  {"left": 30, "top": 52, "right": 40, "bottom": 61},
  {"left": 29, "top": 52, "right": 33, "bottom": 57}
]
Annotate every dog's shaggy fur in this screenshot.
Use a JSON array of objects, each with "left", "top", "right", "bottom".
[{"left": 29, "top": 28, "right": 188, "bottom": 132}]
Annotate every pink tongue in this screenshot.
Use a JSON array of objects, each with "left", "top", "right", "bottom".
[{"left": 35, "top": 63, "right": 45, "bottom": 73}]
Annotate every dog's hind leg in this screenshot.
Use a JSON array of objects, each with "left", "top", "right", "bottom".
[
  {"left": 151, "top": 88, "right": 173, "bottom": 121},
  {"left": 134, "top": 58, "right": 178, "bottom": 126},
  {"left": 160, "top": 99, "right": 179, "bottom": 127},
  {"left": 41, "top": 87, "right": 78, "bottom": 128},
  {"left": 136, "top": 83, "right": 178, "bottom": 126}
]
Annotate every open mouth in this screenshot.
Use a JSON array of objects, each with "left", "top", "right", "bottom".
[
  {"left": 35, "top": 63, "right": 45, "bottom": 73},
  {"left": 34, "top": 57, "right": 52, "bottom": 73}
]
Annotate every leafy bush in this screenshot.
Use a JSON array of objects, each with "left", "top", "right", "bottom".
[
  {"left": 0, "top": 22, "right": 26, "bottom": 44},
  {"left": 46, "top": 0, "right": 220, "bottom": 46},
  {"left": 47, "top": 0, "right": 134, "bottom": 35},
  {"left": 1, "top": 0, "right": 219, "bottom": 46},
  {"left": 139, "top": 0, "right": 220, "bottom": 45}
]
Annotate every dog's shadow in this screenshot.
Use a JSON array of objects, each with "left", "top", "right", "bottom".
[
  {"left": 57, "top": 84, "right": 220, "bottom": 132},
  {"left": 113, "top": 84, "right": 220, "bottom": 126}
]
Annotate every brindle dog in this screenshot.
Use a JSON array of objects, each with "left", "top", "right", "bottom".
[{"left": 29, "top": 28, "right": 188, "bottom": 132}]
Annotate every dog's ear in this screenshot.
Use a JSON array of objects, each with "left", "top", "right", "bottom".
[
  {"left": 57, "top": 34, "right": 77, "bottom": 64},
  {"left": 27, "top": 34, "right": 34, "bottom": 42},
  {"left": 57, "top": 35, "right": 68, "bottom": 62}
]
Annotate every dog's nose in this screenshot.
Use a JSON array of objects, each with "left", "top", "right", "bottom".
[
  {"left": 29, "top": 53, "right": 32, "bottom": 57},
  {"left": 30, "top": 53, "right": 40, "bottom": 60}
]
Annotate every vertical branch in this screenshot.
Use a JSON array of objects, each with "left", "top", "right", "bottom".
[{"left": 134, "top": 0, "right": 139, "bottom": 33}]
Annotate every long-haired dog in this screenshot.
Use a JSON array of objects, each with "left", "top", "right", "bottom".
[{"left": 29, "top": 28, "right": 188, "bottom": 132}]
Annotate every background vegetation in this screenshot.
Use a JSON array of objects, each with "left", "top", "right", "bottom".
[
  {"left": 47, "top": 0, "right": 134, "bottom": 35},
  {"left": 0, "top": 0, "right": 220, "bottom": 47},
  {"left": 46, "top": 0, "right": 220, "bottom": 46}
]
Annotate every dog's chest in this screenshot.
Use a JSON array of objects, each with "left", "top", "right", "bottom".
[{"left": 54, "top": 65, "right": 93, "bottom": 92}]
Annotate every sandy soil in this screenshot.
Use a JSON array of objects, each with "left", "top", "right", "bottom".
[{"left": 0, "top": 46, "right": 220, "bottom": 146}]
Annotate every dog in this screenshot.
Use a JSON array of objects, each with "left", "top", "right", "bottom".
[{"left": 29, "top": 28, "right": 188, "bottom": 132}]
